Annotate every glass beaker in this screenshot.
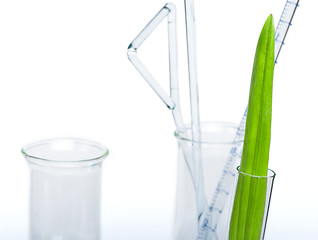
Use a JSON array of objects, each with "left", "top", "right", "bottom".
[
  {"left": 22, "top": 138, "right": 109, "bottom": 240},
  {"left": 227, "top": 167, "right": 276, "bottom": 240},
  {"left": 173, "top": 122, "right": 243, "bottom": 240},
  {"left": 174, "top": 122, "right": 276, "bottom": 240}
]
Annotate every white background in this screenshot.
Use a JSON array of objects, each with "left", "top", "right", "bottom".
[{"left": 0, "top": 0, "right": 317, "bottom": 239}]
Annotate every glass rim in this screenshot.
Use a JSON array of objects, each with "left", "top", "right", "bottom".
[
  {"left": 21, "top": 137, "right": 109, "bottom": 165},
  {"left": 174, "top": 121, "right": 243, "bottom": 145},
  {"left": 236, "top": 166, "right": 276, "bottom": 179}
]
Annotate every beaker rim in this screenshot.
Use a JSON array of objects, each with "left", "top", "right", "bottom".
[
  {"left": 236, "top": 166, "right": 276, "bottom": 179},
  {"left": 21, "top": 137, "right": 109, "bottom": 167},
  {"left": 174, "top": 121, "right": 243, "bottom": 145}
]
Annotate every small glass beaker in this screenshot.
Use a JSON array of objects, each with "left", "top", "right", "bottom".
[
  {"left": 22, "top": 138, "right": 109, "bottom": 240},
  {"left": 173, "top": 122, "right": 243, "bottom": 239},
  {"left": 227, "top": 167, "right": 276, "bottom": 240}
]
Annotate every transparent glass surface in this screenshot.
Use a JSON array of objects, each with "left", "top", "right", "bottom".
[
  {"left": 173, "top": 120, "right": 276, "bottom": 240},
  {"left": 228, "top": 167, "right": 276, "bottom": 240},
  {"left": 174, "top": 122, "right": 243, "bottom": 240},
  {"left": 22, "top": 138, "right": 109, "bottom": 240},
  {"left": 200, "top": 167, "right": 276, "bottom": 240}
]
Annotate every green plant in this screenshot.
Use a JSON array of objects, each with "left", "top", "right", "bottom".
[{"left": 229, "top": 14, "right": 275, "bottom": 239}]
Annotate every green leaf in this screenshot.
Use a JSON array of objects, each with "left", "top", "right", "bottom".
[{"left": 229, "top": 14, "right": 275, "bottom": 240}]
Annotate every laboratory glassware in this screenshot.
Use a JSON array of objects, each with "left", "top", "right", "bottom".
[
  {"left": 22, "top": 138, "right": 109, "bottom": 240},
  {"left": 174, "top": 122, "right": 243, "bottom": 239}
]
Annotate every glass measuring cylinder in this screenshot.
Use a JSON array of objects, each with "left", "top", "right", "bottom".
[{"left": 22, "top": 138, "right": 109, "bottom": 240}]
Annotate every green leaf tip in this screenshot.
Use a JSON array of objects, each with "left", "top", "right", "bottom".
[
  {"left": 241, "top": 13, "right": 275, "bottom": 177},
  {"left": 229, "top": 14, "right": 275, "bottom": 240}
]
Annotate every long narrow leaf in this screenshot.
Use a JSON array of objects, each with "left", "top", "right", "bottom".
[{"left": 229, "top": 14, "right": 275, "bottom": 240}]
